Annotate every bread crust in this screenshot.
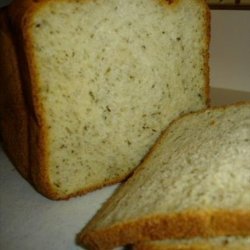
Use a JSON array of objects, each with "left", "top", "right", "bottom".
[
  {"left": 135, "top": 241, "right": 250, "bottom": 250},
  {"left": 5, "top": 0, "right": 67, "bottom": 199},
  {"left": 0, "top": 9, "right": 30, "bottom": 180},
  {"left": 78, "top": 102, "right": 250, "bottom": 249},
  {"left": 78, "top": 209, "right": 250, "bottom": 249}
]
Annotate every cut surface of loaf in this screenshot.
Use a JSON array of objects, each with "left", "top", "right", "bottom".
[
  {"left": 134, "top": 236, "right": 250, "bottom": 250},
  {"left": 2, "top": 0, "right": 209, "bottom": 199},
  {"left": 78, "top": 103, "right": 250, "bottom": 249}
]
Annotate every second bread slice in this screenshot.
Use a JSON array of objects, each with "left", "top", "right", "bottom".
[{"left": 78, "top": 103, "right": 250, "bottom": 249}]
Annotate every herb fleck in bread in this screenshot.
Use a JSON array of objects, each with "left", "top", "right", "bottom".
[
  {"left": 1, "top": 0, "right": 209, "bottom": 199},
  {"left": 78, "top": 103, "right": 250, "bottom": 249},
  {"left": 134, "top": 236, "right": 250, "bottom": 250}
]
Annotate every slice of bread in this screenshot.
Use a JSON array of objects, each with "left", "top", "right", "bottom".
[
  {"left": 1, "top": 0, "right": 209, "bottom": 199},
  {"left": 134, "top": 236, "right": 250, "bottom": 250},
  {"left": 78, "top": 103, "right": 250, "bottom": 249}
]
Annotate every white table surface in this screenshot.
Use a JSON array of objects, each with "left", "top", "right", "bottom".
[{"left": 1, "top": 10, "right": 250, "bottom": 250}]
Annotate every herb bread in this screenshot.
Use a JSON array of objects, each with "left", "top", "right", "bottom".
[
  {"left": 134, "top": 236, "right": 250, "bottom": 250},
  {"left": 78, "top": 103, "right": 250, "bottom": 249},
  {"left": 0, "top": 0, "right": 209, "bottom": 199}
]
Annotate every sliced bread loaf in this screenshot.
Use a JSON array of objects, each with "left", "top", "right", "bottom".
[
  {"left": 78, "top": 103, "right": 250, "bottom": 249},
  {"left": 1, "top": 0, "right": 209, "bottom": 199},
  {"left": 134, "top": 236, "right": 250, "bottom": 250}
]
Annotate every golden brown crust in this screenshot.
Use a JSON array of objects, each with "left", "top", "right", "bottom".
[
  {"left": 78, "top": 210, "right": 250, "bottom": 249},
  {"left": 0, "top": 9, "right": 30, "bottom": 180},
  {"left": 135, "top": 242, "right": 210, "bottom": 250},
  {"left": 135, "top": 241, "right": 250, "bottom": 250},
  {"left": 6, "top": 0, "right": 61, "bottom": 199},
  {"left": 135, "top": 243, "right": 197, "bottom": 250}
]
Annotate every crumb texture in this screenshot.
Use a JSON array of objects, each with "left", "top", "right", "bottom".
[{"left": 28, "top": 0, "right": 208, "bottom": 196}]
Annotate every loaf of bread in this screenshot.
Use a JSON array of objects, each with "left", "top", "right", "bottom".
[
  {"left": 78, "top": 103, "right": 250, "bottom": 249},
  {"left": 0, "top": 0, "right": 209, "bottom": 199},
  {"left": 134, "top": 236, "right": 250, "bottom": 250}
]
